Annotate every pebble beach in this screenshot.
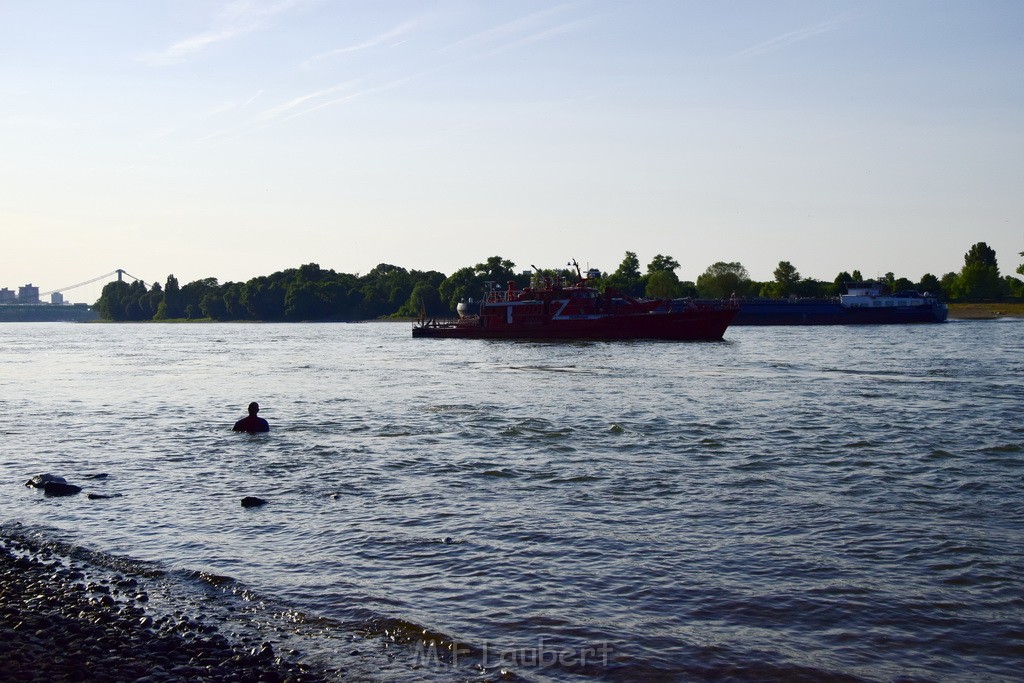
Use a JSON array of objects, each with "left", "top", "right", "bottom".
[{"left": 0, "top": 527, "right": 329, "bottom": 682}]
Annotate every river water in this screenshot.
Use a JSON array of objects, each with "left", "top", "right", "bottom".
[{"left": 1, "top": 321, "right": 1022, "bottom": 681}]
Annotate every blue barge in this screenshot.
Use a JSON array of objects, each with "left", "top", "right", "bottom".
[{"left": 730, "top": 282, "right": 948, "bottom": 325}]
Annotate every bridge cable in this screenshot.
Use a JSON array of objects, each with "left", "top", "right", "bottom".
[{"left": 38, "top": 270, "right": 145, "bottom": 297}]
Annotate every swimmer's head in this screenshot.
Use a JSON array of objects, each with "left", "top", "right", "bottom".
[{"left": 248, "top": 402, "right": 260, "bottom": 415}]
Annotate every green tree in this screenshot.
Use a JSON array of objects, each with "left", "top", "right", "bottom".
[
  {"left": 1003, "top": 275, "right": 1024, "bottom": 298},
  {"left": 360, "top": 266, "right": 407, "bottom": 319},
  {"left": 1017, "top": 251, "right": 1023, "bottom": 277},
  {"left": 892, "top": 277, "right": 915, "bottom": 292},
  {"left": 767, "top": 261, "right": 800, "bottom": 298},
  {"left": 284, "top": 279, "right": 356, "bottom": 320},
  {"left": 830, "top": 271, "right": 853, "bottom": 296},
  {"left": 696, "top": 262, "right": 751, "bottom": 299},
  {"left": 646, "top": 254, "right": 680, "bottom": 275},
  {"left": 643, "top": 254, "right": 682, "bottom": 298},
  {"left": 952, "top": 242, "right": 1003, "bottom": 299},
  {"left": 475, "top": 256, "right": 518, "bottom": 283},
  {"left": 645, "top": 270, "right": 681, "bottom": 298},
  {"left": 95, "top": 280, "right": 130, "bottom": 320},
  {"left": 883, "top": 272, "right": 896, "bottom": 293},
  {"left": 359, "top": 263, "right": 411, "bottom": 318},
  {"left": 438, "top": 266, "right": 479, "bottom": 313},
  {"left": 180, "top": 278, "right": 219, "bottom": 319},
  {"left": 242, "top": 276, "right": 287, "bottom": 319},
  {"left": 918, "top": 273, "right": 942, "bottom": 296},
  {"left": 398, "top": 281, "right": 444, "bottom": 317},
  {"left": 298, "top": 262, "right": 327, "bottom": 283},
  {"left": 223, "top": 283, "right": 245, "bottom": 319},
  {"left": 435, "top": 257, "right": 519, "bottom": 313},
  {"left": 154, "top": 275, "right": 184, "bottom": 320},
  {"left": 605, "top": 251, "right": 644, "bottom": 297},
  {"left": 200, "top": 292, "right": 227, "bottom": 320},
  {"left": 965, "top": 242, "right": 997, "bottom": 268},
  {"left": 940, "top": 272, "right": 958, "bottom": 296},
  {"left": 123, "top": 280, "right": 152, "bottom": 320},
  {"left": 953, "top": 263, "right": 1004, "bottom": 299},
  {"left": 147, "top": 282, "right": 163, "bottom": 318}
]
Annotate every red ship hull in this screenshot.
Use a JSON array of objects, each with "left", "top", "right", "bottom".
[
  {"left": 413, "top": 307, "right": 736, "bottom": 340},
  {"left": 413, "top": 272, "right": 737, "bottom": 341}
]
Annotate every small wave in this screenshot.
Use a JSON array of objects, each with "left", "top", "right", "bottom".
[
  {"left": 823, "top": 366, "right": 907, "bottom": 378},
  {"left": 424, "top": 403, "right": 481, "bottom": 413},
  {"left": 479, "top": 468, "right": 518, "bottom": 478},
  {"left": 374, "top": 427, "right": 419, "bottom": 438},
  {"left": 186, "top": 569, "right": 236, "bottom": 587},
  {"left": 506, "top": 364, "right": 585, "bottom": 373},
  {"left": 549, "top": 475, "right": 604, "bottom": 484},
  {"left": 979, "top": 443, "right": 1021, "bottom": 453},
  {"left": 498, "top": 419, "right": 574, "bottom": 439}
]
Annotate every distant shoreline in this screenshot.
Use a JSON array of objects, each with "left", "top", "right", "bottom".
[
  {"left": 947, "top": 302, "right": 1024, "bottom": 319},
  {"left": 6, "top": 305, "right": 1021, "bottom": 324}
]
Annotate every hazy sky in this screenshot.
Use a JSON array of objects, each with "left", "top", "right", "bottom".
[{"left": 2, "top": 0, "right": 1022, "bottom": 301}]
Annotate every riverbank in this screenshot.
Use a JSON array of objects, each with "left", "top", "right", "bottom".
[
  {"left": 947, "top": 302, "right": 1024, "bottom": 319},
  {"left": 11, "top": 305, "right": 1024, "bottom": 324},
  {"left": 0, "top": 527, "right": 330, "bottom": 682}
]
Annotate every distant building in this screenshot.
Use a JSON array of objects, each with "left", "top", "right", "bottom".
[
  {"left": 18, "top": 284, "right": 40, "bottom": 304},
  {"left": 0, "top": 288, "right": 15, "bottom": 304},
  {"left": 51, "top": 292, "right": 64, "bottom": 305}
]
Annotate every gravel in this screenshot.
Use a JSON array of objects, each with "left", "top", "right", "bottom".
[{"left": 0, "top": 533, "right": 330, "bottom": 682}]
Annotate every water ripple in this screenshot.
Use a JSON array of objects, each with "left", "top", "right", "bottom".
[{"left": 1, "top": 322, "right": 1023, "bottom": 681}]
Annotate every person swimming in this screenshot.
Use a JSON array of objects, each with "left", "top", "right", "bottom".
[{"left": 233, "top": 402, "right": 269, "bottom": 433}]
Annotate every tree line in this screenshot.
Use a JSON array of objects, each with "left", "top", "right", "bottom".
[{"left": 95, "top": 242, "right": 1024, "bottom": 322}]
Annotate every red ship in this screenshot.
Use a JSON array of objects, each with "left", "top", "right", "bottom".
[{"left": 413, "top": 263, "right": 737, "bottom": 340}]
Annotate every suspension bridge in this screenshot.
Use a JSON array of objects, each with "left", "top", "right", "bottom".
[
  {"left": 37, "top": 269, "right": 147, "bottom": 298},
  {"left": 0, "top": 270, "right": 149, "bottom": 321}
]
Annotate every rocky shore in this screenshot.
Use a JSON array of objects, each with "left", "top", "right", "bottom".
[{"left": 0, "top": 531, "right": 329, "bottom": 682}]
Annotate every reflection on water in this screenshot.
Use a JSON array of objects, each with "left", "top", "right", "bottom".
[{"left": 1, "top": 321, "right": 1023, "bottom": 681}]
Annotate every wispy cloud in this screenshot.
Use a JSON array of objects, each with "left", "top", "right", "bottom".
[
  {"left": 195, "top": 78, "right": 410, "bottom": 148},
  {"left": 273, "top": 78, "right": 410, "bottom": 125},
  {"left": 206, "top": 100, "right": 240, "bottom": 117},
  {"left": 482, "top": 16, "right": 596, "bottom": 57},
  {"left": 440, "top": 2, "right": 587, "bottom": 54},
  {"left": 241, "top": 90, "right": 264, "bottom": 109},
  {"left": 302, "top": 21, "right": 419, "bottom": 68},
  {"left": 142, "top": 0, "right": 309, "bottom": 65},
  {"left": 256, "top": 81, "right": 358, "bottom": 121},
  {"left": 732, "top": 13, "right": 851, "bottom": 60}
]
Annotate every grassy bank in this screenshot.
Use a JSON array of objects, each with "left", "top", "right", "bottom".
[{"left": 948, "top": 302, "right": 1024, "bottom": 319}]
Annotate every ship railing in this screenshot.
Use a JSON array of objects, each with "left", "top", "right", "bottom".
[
  {"left": 485, "top": 291, "right": 513, "bottom": 303},
  {"left": 414, "top": 316, "right": 459, "bottom": 329}
]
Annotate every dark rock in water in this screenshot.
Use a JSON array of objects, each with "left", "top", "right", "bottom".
[
  {"left": 88, "top": 493, "right": 123, "bottom": 500},
  {"left": 25, "top": 473, "right": 68, "bottom": 488},
  {"left": 84, "top": 473, "right": 110, "bottom": 480},
  {"left": 240, "top": 496, "right": 267, "bottom": 508},
  {"left": 43, "top": 481, "right": 82, "bottom": 497}
]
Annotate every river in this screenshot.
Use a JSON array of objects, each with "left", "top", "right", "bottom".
[{"left": 1, "top": 321, "right": 1022, "bottom": 681}]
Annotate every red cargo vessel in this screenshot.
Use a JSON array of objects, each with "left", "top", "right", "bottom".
[{"left": 413, "top": 264, "right": 737, "bottom": 341}]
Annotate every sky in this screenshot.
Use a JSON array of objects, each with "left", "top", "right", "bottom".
[{"left": 2, "top": 0, "right": 1022, "bottom": 302}]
